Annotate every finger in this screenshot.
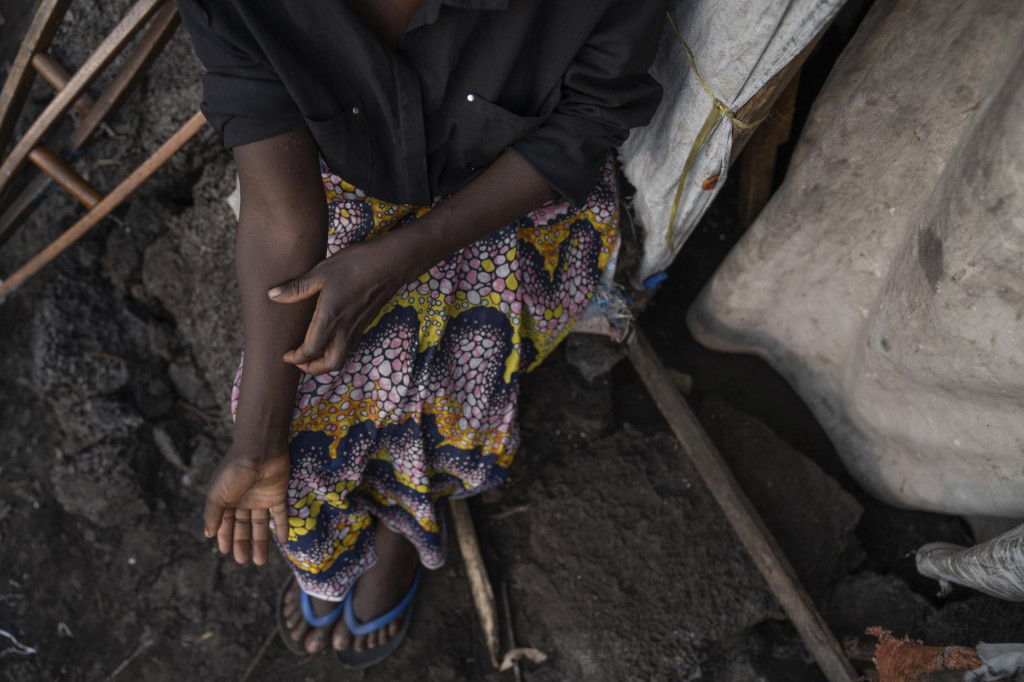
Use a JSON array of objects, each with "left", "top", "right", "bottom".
[
  {"left": 271, "top": 504, "right": 290, "bottom": 545},
  {"left": 217, "top": 509, "right": 235, "bottom": 555},
  {"left": 301, "top": 338, "right": 348, "bottom": 375},
  {"left": 284, "top": 307, "right": 333, "bottom": 367},
  {"left": 251, "top": 508, "right": 269, "bottom": 566},
  {"left": 233, "top": 508, "right": 252, "bottom": 564},
  {"left": 203, "top": 494, "right": 225, "bottom": 539},
  {"left": 268, "top": 268, "right": 324, "bottom": 303}
]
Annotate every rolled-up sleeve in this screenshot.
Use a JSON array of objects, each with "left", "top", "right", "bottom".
[
  {"left": 511, "top": 1, "right": 666, "bottom": 207},
  {"left": 175, "top": 0, "right": 305, "bottom": 149}
]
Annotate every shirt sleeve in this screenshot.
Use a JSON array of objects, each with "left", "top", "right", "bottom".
[
  {"left": 174, "top": 0, "right": 306, "bottom": 149},
  {"left": 511, "top": 0, "right": 667, "bottom": 207}
]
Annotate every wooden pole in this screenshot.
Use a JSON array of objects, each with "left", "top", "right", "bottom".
[
  {"left": 450, "top": 497, "right": 501, "bottom": 669},
  {"left": 627, "top": 330, "right": 858, "bottom": 682},
  {"left": 0, "top": 110, "right": 206, "bottom": 300}
]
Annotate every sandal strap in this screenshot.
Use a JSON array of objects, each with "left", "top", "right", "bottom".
[
  {"left": 301, "top": 589, "right": 345, "bottom": 628},
  {"left": 343, "top": 567, "right": 422, "bottom": 636}
]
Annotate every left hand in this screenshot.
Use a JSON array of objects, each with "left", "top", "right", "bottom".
[{"left": 268, "top": 235, "right": 416, "bottom": 374}]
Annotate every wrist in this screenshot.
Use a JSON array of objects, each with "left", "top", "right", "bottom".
[
  {"left": 232, "top": 406, "right": 292, "bottom": 457},
  {"left": 385, "top": 214, "right": 452, "bottom": 283}
]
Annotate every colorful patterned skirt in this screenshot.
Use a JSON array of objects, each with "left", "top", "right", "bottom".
[{"left": 232, "top": 156, "right": 619, "bottom": 601}]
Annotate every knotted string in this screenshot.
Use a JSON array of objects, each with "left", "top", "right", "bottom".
[{"left": 664, "top": 10, "right": 766, "bottom": 251}]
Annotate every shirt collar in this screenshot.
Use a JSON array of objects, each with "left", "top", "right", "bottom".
[{"left": 407, "top": 0, "right": 509, "bottom": 33}]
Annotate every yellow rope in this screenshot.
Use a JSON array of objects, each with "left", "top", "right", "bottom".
[{"left": 664, "top": 10, "right": 766, "bottom": 251}]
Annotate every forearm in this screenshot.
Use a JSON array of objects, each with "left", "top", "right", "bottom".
[
  {"left": 390, "top": 150, "right": 554, "bottom": 281},
  {"left": 234, "top": 216, "right": 324, "bottom": 447},
  {"left": 231, "top": 130, "right": 328, "bottom": 453}
]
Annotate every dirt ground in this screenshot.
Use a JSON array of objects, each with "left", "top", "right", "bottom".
[{"left": 2, "top": 2, "right": 1023, "bottom": 681}]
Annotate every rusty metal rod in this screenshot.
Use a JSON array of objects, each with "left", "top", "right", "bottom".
[
  {"left": 27, "top": 147, "right": 101, "bottom": 208},
  {"left": 30, "top": 53, "right": 96, "bottom": 116},
  {"left": 0, "top": 110, "right": 206, "bottom": 300}
]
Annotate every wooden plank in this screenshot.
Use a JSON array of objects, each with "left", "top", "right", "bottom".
[
  {"left": 450, "top": 497, "right": 501, "bottom": 669},
  {"left": 0, "top": 0, "right": 164, "bottom": 197},
  {"left": 736, "top": 71, "right": 801, "bottom": 227},
  {"left": 0, "top": 110, "right": 206, "bottom": 300},
  {"left": 30, "top": 53, "right": 97, "bottom": 116},
  {"left": 0, "top": 0, "right": 73, "bottom": 153},
  {"left": 627, "top": 330, "right": 858, "bottom": 682},
  {"left": 729, "top": 29, "right": 824, "bottom": 166},
  {"left": 27, "top": 146, "right": 101, "bottom": 208}
]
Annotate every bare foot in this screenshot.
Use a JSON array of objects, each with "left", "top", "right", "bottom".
[{"left": 280, "top": 521, "right": 420, "bottom": 654}]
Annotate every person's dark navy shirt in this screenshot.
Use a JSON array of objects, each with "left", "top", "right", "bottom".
[{"left": 174, "top": 0, "right": 667, "bottom": 207}]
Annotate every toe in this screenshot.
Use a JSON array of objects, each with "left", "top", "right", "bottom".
[
  {"left": 387, "top": 620, "right": 400, "bottom": 638},
  {"left": 304, "top": 626, "right": 329, "bottom": 654},
  {"left": 366, "top": 630, "right": 378, "bottom": 649},
  {"left": 332, "top": 622, "right": 352, "bottom": 651},
  {"left": 289, "top": 620, "right": 310, "bottom": 644},
  {"left": 285, "top": 609, "right": 303, "bottom": 629},
  {"left": 353, "top": 634, "right": 367, "bottom": 653},
  {"left": 377, "top": 627, "right": 390, "bottom": 647}
]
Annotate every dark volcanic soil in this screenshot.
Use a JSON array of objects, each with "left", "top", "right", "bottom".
[{"left": 2, "top": 2, "right": 1023, "bottom": 682}]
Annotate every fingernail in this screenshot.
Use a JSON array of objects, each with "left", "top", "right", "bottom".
[{"left": 267, "top": 287, "right": 282, "bottom": 298}]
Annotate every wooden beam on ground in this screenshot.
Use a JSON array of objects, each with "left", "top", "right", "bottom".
[
  {"left": 0, "top": 0, "right": 165, "bottom": 197},
  {"left": 0, "top": 0, "right": 73, "bottom": 153},
  {"left": 0, "top": 110, "right": 206, "bottom": 300},
  {"left": 627, "top": 330, "right": 858, "bottom": 682},
  {"left": 736, "top": 71, "right": 801, "bottom": 227},
  {"left": 450, "top": 497, "right": 501, "bottom": 670}
]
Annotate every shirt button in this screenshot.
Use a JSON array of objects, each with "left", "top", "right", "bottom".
[
  {"left": 466, "top": 93, "right": 475, "bottom": 102},
  {"left": 352, "top": 106, "right": 361, "bottom": 115}
]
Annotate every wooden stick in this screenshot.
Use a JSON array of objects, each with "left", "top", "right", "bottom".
[
  {"left": 0, "top": 0, "right": 73, "bottom": 152},
  {"left": 736, "top": 71, "right": 801, "bottom": 227},
  {"left": 627, "top": 330, "right": 857, "bottom": 682},
  {"left": 69, "top": 1, "right": 180, "bottom": 150},
  {"left": 0, "top": 110, "right": 206, "bottom": 300},
  {"left": 0, "top": 3, "right": 180, "bottom": 245},
  {"left": 27, "top": 146, "right": 101, "bottom": 208},
  {"left": 450, "top": 497, "right": 501, "bottom": 669},
  {"left": 30, "top": 53, "right": 96, "bottom": 116},
  {"left": 0, "top": 0, "right": 164, "bottom": 197},
  {"left": 729, "top": 28, "right": 824, "bottom": 166}
]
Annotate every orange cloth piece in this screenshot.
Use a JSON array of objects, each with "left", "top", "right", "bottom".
[{"left": 868, "top": 626, "right": 982, "bottom": 682}]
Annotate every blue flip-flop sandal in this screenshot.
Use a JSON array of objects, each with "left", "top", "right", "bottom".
[
  {"left": 276, "top": 576, "right": 346, "bottom": 655},
  {"left": 335, "top": 567, "right": 422, "bottom": 670}
]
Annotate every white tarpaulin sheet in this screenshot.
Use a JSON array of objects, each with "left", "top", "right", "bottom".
[
  {"left": 620, "top": 0, "right": 844, "bottom": 285},
  {"left": 688, "top": 0, "right": 1024, "bottom": 516}
]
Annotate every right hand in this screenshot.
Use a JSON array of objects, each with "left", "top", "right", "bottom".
[{"left": 203, "top": 442, "right": 291, "bottom": 566}]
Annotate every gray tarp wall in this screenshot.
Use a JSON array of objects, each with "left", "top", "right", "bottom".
[
  {"left": 688, "top": 0, "right": 1024, "bottom": 516},
  {"left": 620, "top": 0, "right": 844, "bottom": 285}
]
